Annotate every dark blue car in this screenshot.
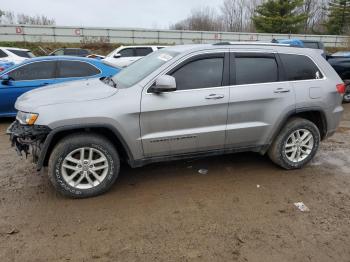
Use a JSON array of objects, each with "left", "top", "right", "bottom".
[{"left": 0, "top": 56, "right": 120, "bottom": 117}]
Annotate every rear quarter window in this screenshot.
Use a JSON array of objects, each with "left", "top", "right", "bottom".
[{"left": 280, "top": 54, "right": 323, "bottom": 81}]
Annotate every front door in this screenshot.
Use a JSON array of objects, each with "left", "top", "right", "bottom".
[{"left": 140, "top": 52, "right": 230, "bottom": 157}]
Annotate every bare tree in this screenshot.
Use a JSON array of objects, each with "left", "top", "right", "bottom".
[
  {"left": 0, "top": 10, "right": 15, "bottom": 24},
  {"left": 301, "top": 0, "right": 328, "bottom": 33},
  {"left": 220, "top": 0, "right": 244, "bottom": 31},
  {"left": 170, "top": 7, "right": 223, "bottom": 31},
  {"left": 17, "top": 14, "right": 55, "bottom": 25},
  {"left": 0, "top": 10, "right": 55, "bottom": 25},
  {"left": 219, "top": 0, "right": 263, "bottom": 32}
]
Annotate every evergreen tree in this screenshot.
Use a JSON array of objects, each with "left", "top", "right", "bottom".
[
  {"left": 325, "top": 0, "right": 350, "bottom": 35},
  {"left": 252, "top": 0, "right": 307, "bottom": 33}
]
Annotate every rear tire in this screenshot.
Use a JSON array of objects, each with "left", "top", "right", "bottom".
[
  {"left": 268, "top": 118, "right": 320, "bottom": 170},
  {"left": 48, "top": 133, "right": 120, "bottom": 198}
]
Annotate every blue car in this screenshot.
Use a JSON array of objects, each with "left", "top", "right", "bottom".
[{"left": 0, "top": 56, "right": 120, "bottom": 117}]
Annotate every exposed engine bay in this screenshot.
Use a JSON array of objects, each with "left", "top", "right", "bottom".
[{"left": 7, "top": 121, "right": 51, "bottom": 162}]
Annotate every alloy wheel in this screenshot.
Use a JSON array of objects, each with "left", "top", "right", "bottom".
[
  {"left": 61, "top": 147, "right": 109, "bottom": 189},
  {"left": 284, "top": 129, "right": 314, "bottom": 163}
]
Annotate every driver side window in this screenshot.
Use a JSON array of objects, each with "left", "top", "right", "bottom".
[
  {"left": 118, "top": 48, "right": 134, "bottom": 57},
  {"left": 170, "top": 56, "right": 224, "bottom": 91},
  {"left": 8, "top": 61, "right": 56, "bottom": 81}
]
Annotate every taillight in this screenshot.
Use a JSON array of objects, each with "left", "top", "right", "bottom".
[
  {"left": 0, "top": 67, "right": 4, "bottom": 72},
  {"left": 336, "top": 83, "right": 346, "bottom": 94}
]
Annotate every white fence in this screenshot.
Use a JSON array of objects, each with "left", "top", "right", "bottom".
[{"left": 0, "top": 24, "right": 349, "bottom": 47}]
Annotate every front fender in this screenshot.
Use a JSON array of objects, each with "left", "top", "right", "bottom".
[{"left": 36, "top": 123, "right": 135, "bottom": 171}]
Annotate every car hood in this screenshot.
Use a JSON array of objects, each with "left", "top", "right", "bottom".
[{"left": 16, "top": 78, "right": 118, "bottom": 111}]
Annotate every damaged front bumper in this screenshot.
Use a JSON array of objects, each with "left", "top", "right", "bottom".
[{"left": 7, "top": 121, "right": 51, "bottom": 163}]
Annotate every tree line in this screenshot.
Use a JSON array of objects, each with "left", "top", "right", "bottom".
[
  {"left": 170, "top": 0, "right": 350, "bottom": 35},
  {"left": 0, "top": 10, "right": 55, "bottom": 25}
]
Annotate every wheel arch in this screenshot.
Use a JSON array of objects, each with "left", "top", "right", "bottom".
[
  {"left": 264, "top": 108, "right": 328, "bottom": 154},
  {"left": 37, "top": 124, "right": 134, "bottom": 171}
]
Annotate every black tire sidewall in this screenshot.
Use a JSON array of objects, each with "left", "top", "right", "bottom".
[
  {"left": 278, "top": 123, "right": 320, "bottom": 169},
  {"left": 343, "top": 84, "right": 350, "bottom": 103},
  {"left": 49, "top": 135, "right": 119, "bottom": 198}
]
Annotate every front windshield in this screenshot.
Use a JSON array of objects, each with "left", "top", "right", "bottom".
[
  {"left": 112, "top": 50, "right": 179, "bottom": 88},
  {"left": 9, "top": 49, "right": 35, "bottom": 58}
]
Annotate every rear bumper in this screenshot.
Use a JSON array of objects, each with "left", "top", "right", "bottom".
[
  {"left": 7, "top": 121, "right": 51, "bottom": 162},
  {"left": 324, "top": 105, "right": 344, "bottom": 139}
]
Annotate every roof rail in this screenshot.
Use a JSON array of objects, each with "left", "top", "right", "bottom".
[{"left": 213, "top": 41, "right": 290, "bottom": 47}]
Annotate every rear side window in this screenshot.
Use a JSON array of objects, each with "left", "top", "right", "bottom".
[
  {"left": 0, "top": 49, "right": 8, "bottom": 58},
  {"left": 280, "top": 54, "right": 323, "bottom": 81},
  {"left": 235, "top": 55, "right": 278, "bottom": 85},
  {"left": 8, "top": 49, "right": 34, "bottom": 58},
  {"left": 57, "top": 61, "right": 100, "bottom": 78},
  {"left": 171, "top": 57, "right": 224, "bottom": 90},
  {"left": 64, "top": 49, "right": 78, "bottom": 56},
  {"left": 8, "top": 61, "right": 56, "bottom": 81},
  {"left": 119, "top": 48, "right": 134, "bottom": 57},
  {"left": 135, "top": 48, "right": 153, "bottom": 56}
]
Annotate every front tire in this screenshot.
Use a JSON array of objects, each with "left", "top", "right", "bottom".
[
  {"left": 268, "top": 118, "right": 320, "bottom": 170},
  {"left": 48, "top": 133, "right": 120, "bottom": 198}
]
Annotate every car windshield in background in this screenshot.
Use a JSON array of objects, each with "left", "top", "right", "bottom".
[
  {"left": 303, "top": 42, "right": 319, "bottom": 49},
  {"left": 332, "top": 51, "right": 350, "bottom": 57},
  {"left": 112, "top": 50, "right": 179, "bottom": 88},
  {"left": 8, "top": 49, "right": 35, "bottom": 58}
]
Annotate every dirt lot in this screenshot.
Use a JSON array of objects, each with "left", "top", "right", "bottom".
[{"left": 1, "top": 105, "right": 350, "bottom": 262}]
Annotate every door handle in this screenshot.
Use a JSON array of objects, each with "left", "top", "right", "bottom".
[
  {"left": 274, "top": 88, "right": 290, "bottom": 94},
  {"left": 205, "top": 94, "right": 225, "bottom": 100}
]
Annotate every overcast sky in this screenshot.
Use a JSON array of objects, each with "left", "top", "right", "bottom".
[{"left": 1, "top": 0, "right": 223, "bottom": 28}]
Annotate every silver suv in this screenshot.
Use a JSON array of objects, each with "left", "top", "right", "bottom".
[{"left": 8, "top": 43, "right": 345, "bottom": 198}]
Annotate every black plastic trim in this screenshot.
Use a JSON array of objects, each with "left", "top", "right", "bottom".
[
  {"left": 131, "top": 145, "right": 267, "bottom": 168},
  {"left": 36, "top": 123, "right": 134, "bottom": 171}
]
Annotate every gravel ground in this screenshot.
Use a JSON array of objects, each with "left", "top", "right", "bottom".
[{"left": 0, "top": 104, "right": 350, "bottom": 262}]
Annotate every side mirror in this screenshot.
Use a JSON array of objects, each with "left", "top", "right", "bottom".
[
  {"left": 113, "top": 53, "right": 121, "bottom": 59},
  {"left": 149, "top": 75, "right": 177, "bottom": 93},
  {"left": 1, "top": 74, "right": 11, "bottom": 85}
]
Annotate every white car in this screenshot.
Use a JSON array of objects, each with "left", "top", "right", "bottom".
[
  {"left": 103, "top": 45, "right": 166, "bottom": 68},
  {"left": 0, "top": 47, "right": 35, "bottom": 64}
]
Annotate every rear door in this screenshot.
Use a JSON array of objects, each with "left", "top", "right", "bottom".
[
  {"left": 279, "top": 53, "right": 328, "bottom": 108},
  {"left": 0, "top": 61, "right": 56, "bottom": 115},
  {"left": 225, "top": 51, "right": 295, "bottom": 148},
  {"left": 140, "top": 52, "right": 230, "bottom": 157}
]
